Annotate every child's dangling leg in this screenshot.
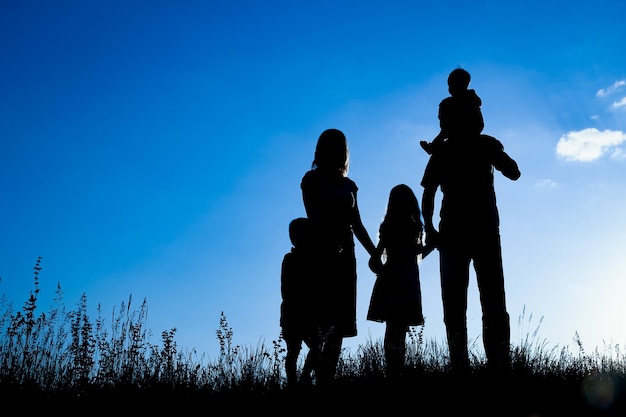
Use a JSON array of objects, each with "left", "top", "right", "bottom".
[{"left": 420, "top": 140, "right": 434, "bottom": 155}]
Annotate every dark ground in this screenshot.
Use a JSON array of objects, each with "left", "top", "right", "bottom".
[{"left": 3, "top": 371, "right": 626, "bottom": 416}]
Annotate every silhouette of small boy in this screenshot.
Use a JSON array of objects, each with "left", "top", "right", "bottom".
[
  {"left": 420, "top": 68, "right": 485, "bottom": 155},
  {"left": 280, "top": 217, "right": 320, "bottom": 386}
]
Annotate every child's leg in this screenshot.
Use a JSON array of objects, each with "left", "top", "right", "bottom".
[
  {"left": 384, "top": 322, "right": 408, "bottom": 378},
  {"left": 421, "top": 132, "right": 446, "bottom": 155},
  {"left": 420, "top": 140, "right": 433, "bottom": 155}
]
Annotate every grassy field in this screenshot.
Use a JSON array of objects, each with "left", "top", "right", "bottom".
[{"left": 2, "top": 258, "right": 625, "bottom": 415}]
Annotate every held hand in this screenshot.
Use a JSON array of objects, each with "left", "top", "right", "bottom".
[
  {"left": 424, "top": 226, "right": 441, "bottom": 249},
  {"left": 368, "top": 255, "right": 384, "bottom": 275}
]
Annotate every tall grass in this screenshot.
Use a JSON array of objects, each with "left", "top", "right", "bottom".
[
  {"left": 0, "top": 258, "right": 284, "bottom": 398},
  {"left": 1, "top": 258, "right": 625, "bottom": 415}
]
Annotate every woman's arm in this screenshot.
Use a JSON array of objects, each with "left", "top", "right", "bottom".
[{"left": 351, "top": 193, "right": 377, "bottom": 256}]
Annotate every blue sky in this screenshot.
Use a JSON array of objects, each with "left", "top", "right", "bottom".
[{"left": 2, "top": 1, "right": 626, "bottom": 361}]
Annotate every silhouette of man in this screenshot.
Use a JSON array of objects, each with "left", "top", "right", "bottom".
[{"left": 420, "top": 129, "right": 520, "bottom": 375}]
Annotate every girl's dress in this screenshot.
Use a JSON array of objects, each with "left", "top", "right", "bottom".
[{"left": 367, "top": 219, "right": 424, "bottom": 326}]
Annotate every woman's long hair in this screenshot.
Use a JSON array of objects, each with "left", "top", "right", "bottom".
[
  {"left": 312, "top": 128, "right": 349, "bottom": 176},
  {"left": 379, "top": 184, "right": 423, "bottom": 262}
]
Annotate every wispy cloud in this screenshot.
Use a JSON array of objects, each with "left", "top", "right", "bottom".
[
  {"left": 612, "top": 97, "right": 626, "bottom": 109},
  {"left": 534, "top": 178, "right": 558, "bottom": 188},
  {"left": 597, "top": 80, "right": 626, "bottom": 97},
  {"left": 610, "top": 147, "right": 626, "bottom": 161},
  {"left": 556, "top": 128, "right": 626, "bottom": 162}
]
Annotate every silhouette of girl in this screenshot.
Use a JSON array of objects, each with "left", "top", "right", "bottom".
[
  {"left": 367, "top": 184, "right": 425, "bottom": 378},
  {"left": 301, "top": 128, "right": 377, "bottom": 385}
]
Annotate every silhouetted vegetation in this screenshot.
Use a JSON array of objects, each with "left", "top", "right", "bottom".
[{"left": 1, "top": 258, "right": 625, "bottom": 415}]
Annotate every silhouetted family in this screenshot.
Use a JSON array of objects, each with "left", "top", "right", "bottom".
[{"left": 280, "top": 68, "right": 521, "bottom": 387}]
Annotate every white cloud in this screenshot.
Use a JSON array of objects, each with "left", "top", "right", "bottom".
[
  {"left": 611, "top": 148, "right": 626, "bottom": 161},
  {"left": 534, "top": 179, "right": 558, "bottom": 188},
  {"left": 612, "top": 97, "right": 626, "bottom": 109},
  {"left": 597, "top": 80, "right": 626, "bottom": 97},
  {"left": 556, "top": 128, "right": 626, "bottom": 162}
]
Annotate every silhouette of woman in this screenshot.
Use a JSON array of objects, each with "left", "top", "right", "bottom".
[{"left": 301, "top": 128, "right": 377, "bottom": 385}]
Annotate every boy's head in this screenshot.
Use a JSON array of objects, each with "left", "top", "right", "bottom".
[
  {"left": 289, "top": 217, "right": 310, "bottom": 248},
  {"left": 448, "top": 68, "right": 471, "bottom": 96}
]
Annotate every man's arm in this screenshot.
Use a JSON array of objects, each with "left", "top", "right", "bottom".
[
  {"left": 485, "top": 136, "right": 521, "bottom": 181},
  {"left": 494, "top": 150, "right": 521, "bottom": 181},
  {"left": 421, "top": 185, "right": 440, "bottom": 248}
]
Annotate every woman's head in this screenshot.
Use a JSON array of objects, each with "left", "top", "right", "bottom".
[{"left": 312, "top": 128, "right": 349, "bottom": 176}]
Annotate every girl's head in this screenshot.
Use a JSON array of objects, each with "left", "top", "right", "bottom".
[
  {"left": 312, "top": 128, "right": 350, "bottom": 176},
  {"left": 385, "top": 184, "right": 422, "bottom": 225}
]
